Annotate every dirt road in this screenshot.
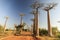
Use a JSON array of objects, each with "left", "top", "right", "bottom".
[{"left": 0, "top": 36, "right": 41, "bottom": 40}]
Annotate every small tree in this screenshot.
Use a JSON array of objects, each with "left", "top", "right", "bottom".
[{"left": 15, "top": 22, "right": 26, "bottom": 35}]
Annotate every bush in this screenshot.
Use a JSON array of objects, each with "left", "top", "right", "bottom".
[
  {"left": 57, "top": 35, "right": 60, "bottom": 38},
  {"left": 56, "top": 33, "right": 60, "bottom": 38},
  {"left": 39, "top": 29, "right": 48, "bottom": 36},
  {"left": 5, "top": 29, "right": 9, "bottom": 31},
  {"left": 0, "top": 25, "right": 4, "bottom": 33}
]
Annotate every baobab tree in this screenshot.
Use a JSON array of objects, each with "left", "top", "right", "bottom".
[
  {"left": 43, "top": 3, "right": 57, "bottom": 36},
  {"left": 4, "top": 16, "right": 8, "bottom": 32},
  {"left": 14, "top": 24, "right": 17, "bottom": 33},
  {"left": 30, "top": 10, "right": 36, "bottom": 35},
  {"left": 31, "top": 1, "right": 43, "bottom": 36},
  {"left": 31, "top": 18, "right": 35, "bottom": 34},
  {"left": 20, "top": 13, "right": 25, "bottom": 33},
  {"left": 15, "top": 14, "right": 25, "bottom": 35},
  {"left": 20, "top": 13, "right": 25, "bottom": 25}
]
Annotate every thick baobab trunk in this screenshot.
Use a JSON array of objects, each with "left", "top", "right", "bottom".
[
  {"left": 47, "top": 11, "right": 52, "bottom": 36},
  {"left": 4, "top": 19, "right": 8, "bottom": 32},
  {"left": 33, "top": 13, "right": 36, "bottom": 36},
  {"left": 36, "top": 8, "right": 39, "bottom": 36},
  {"left": 20, "top": 16, "right": 23, "bottom": 25}
]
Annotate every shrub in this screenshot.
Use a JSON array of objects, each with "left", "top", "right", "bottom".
[
  {"left": 39, "top": 29, "right": 48, "bottom": 36},
  {"left": 0, "top": 25, "right": 4, "bottom": 33}
]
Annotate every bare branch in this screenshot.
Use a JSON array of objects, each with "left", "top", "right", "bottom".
[
  {"left": 20, "top": 13, "right": 25, "bottom": 16},
  {"left": 43, "top": 3, "right": 57, "bottom": 11}
]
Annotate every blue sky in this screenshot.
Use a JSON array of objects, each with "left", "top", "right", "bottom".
[{"left": 0, "top": 0, "right": 60, "bottom": 31}]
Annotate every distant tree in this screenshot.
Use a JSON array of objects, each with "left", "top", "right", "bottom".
[{"left": 39, "top": 28, "right": 48, "bottom": 36}]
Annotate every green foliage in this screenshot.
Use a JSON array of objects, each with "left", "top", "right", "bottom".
[
  {"left": 57, "top": 35, "right": 60, "bottom": 38},
  {"left": 15, "top": 22, "right": 26, "bottom": 35},
  {"left": 56, "top": 34, "right": 60, "bottom": 38},
  {"left": 15, "top": 22, "right": 26, "bottom": 28},
  {"left": 23, "top": 29, "right": 27, "bottom": 31},
  {"left": 5, "top": 29, "right": 9, "bottom": 31},
  {"left": 39, "top": 28, "right": 48, "bottom": 36},
  {"left": 23, "top": 22, "right": 26, "bottom": 27},
  {"left": 0, "top": 25, "right": 4, "bottom": 33},
  {"left": 52, "top": 27, "right": 58, "bottom": 36},
  {"left": 56, "top": 32, "right": 60, "bottom": 38},
  {"left": 5, "top": 29, "right": 14, "bottom": 31}
]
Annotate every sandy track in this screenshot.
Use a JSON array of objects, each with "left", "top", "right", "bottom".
[{"left": 0, "top": 36, "right": 41, "bottom": 40}]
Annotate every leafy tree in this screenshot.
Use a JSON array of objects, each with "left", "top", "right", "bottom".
[{"left": 14, "top": 22, "right": 26, "bottom": 35}]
